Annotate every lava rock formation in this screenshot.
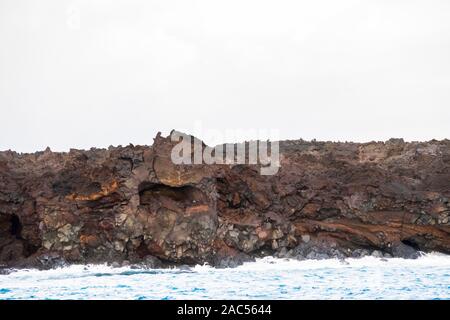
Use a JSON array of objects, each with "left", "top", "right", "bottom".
[{"left": 0, "top": 132, "right": 449, "bottom": 269}]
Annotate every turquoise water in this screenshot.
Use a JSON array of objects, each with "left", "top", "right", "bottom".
[{"left": 0, "top": 254, "right": 449, "bottom": 300}]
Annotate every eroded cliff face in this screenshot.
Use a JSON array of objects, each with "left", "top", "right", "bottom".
[{"left": 0, "top": 133, "right": 449, "bottom": 269}]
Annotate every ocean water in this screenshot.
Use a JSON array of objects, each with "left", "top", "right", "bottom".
[{"left": 0, "top": 254, "right": 449, "bottom": 300}]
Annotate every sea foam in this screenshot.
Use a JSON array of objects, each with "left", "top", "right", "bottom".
[{"left": 1, "top": 253, "right": 449, "bottom": 300}]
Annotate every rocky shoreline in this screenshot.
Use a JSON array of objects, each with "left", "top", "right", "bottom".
[
  {"left": 1, "top": 132, "right": 449, "bottom": 270},
  {"left": 0, "top": 249, "right": 427, "bottom": 275}
]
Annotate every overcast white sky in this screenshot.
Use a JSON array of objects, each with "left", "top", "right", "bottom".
[{"left": 1, "top": 0, "right": 450, "bottom": 152}]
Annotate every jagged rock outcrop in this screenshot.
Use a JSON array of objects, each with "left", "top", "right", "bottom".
[{"left": 0, "top": 132, "right": 449, "bottom": 269}]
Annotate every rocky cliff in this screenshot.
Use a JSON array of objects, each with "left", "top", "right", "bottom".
[{"left": 1, "top": 132, "right": 449, "bottom": 269}]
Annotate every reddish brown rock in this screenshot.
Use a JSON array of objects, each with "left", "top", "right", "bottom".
[{"left": 0, "top": 133, "right": 449, "bottom": 269}]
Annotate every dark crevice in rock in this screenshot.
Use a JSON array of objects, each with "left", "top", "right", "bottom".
[
  {"left": 10, "top": 214, "right": 22, "bottom": 238},
  {"left": 23, "top": 242, "right": 39, "bottom": 258},
  {"left": 0, "top": 213, "right": 38, "bottom": 262},
  {"left": 135, "top": 240, "right": 151, "bottom": 259},
  {"left": 401, "top": 238, "right": 421, "bottom": 251},
  {"left": 119, "top": 157, "right": 134, "bottom": 172}
]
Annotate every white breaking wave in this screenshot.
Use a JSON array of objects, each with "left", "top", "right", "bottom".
[
  {"left": 4, "top": 252, "right": 450, "bottom": 277},
  {"left": 195, "top": 252, "right": 450, "bottom": 272},
  {"left": 1, "top": 253, "right": 449, "bottom": 300}
]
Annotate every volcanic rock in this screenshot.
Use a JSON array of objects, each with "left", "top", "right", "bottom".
[{"left": 0, "top": 132, "right": 449, "bottom": 268}]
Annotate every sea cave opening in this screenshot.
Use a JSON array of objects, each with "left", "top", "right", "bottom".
[{"left": 138, "top": 182, "right": 207, "bottom": 208}]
